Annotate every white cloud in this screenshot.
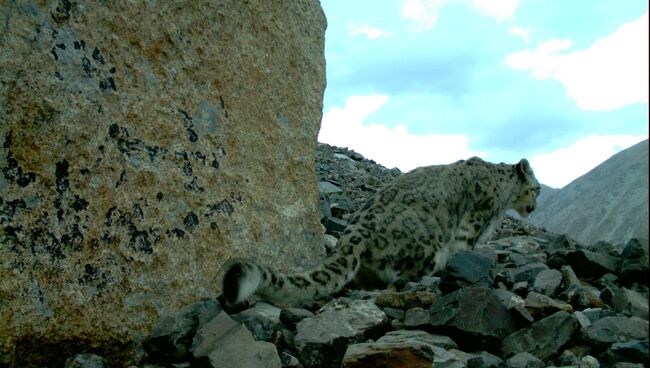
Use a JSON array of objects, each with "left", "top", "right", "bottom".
[
  {"left": 509, "top": 26, "right": 532, "bottom": 43},
  {"left": 318, "top": 95, "right": 486, "bottom": 172},
  {"left": 530, "top": 135, "right": 648, "bottom": 188},
  {"left": 472, "top": 0, "right": 519, "bottom": 21},
  {"left": 400, "top": 0, "right": 450, "bottom": 32},
  {"left": 400, "top": 0, "right": 518, "bottom": 31},
  {"left": 505, "top": 13, "right": 649, "bottom": 111},
  {"left": 348, "top": 22, "right": 392, "bottom": 39}
]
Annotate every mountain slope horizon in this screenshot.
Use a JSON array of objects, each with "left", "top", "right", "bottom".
[{"left": 529, "top": 139, "right": 649, "bottom": 245}]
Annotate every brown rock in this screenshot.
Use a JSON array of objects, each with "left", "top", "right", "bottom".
[
  {"left": 341, "top": 341, "right": 438, "bottom": 368},
  {"left": 375, "top": 291, "right": 438, "bottom": 310},
  {"left": 0, "top": 1, "right": 325, "bottom": 366}
]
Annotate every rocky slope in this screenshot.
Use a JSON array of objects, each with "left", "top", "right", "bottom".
[
  {"left": 530, "top": 139, "right": 649, "bottom": 246},
  {"left": 59, "top": 144, "right": 649, "bottom": 368}
]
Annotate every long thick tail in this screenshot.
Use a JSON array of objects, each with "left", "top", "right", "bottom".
[{"left": 222, "top": 247, "right": 361, "bottom": 307}]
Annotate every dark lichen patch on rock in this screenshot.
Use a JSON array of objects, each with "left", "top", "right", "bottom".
[
  {"left": 205, "top": 194, "right": 243, "bottom": 218},
  {"left": 108, "top": 125, "right": 167, "bottom": 162},
  {"left": 184, "top": 211, "right": 199, "bottom": 231},
  {"left": 102, "top": 204, "right": 158, "bottom": 254},
  {"left": 50, "top": 0, "right": 73, "bottom": 24},
  {"left": 2, "top": 134, "right": 37, "bottom": 188},
  {"left": 178, "top": 109, "right": 199, "bottom": 143}
]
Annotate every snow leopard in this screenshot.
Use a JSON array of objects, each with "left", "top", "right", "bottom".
[{"left": 223, "top": 157, "right": 540, "bottom": 307}]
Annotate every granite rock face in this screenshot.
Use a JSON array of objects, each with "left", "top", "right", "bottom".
[{"left": 0, "top": 1, "right": 325, "bottom": 365}]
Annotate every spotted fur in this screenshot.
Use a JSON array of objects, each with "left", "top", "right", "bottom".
[{"left": 222, "top": 157, "right": 540, "bottom": 307}]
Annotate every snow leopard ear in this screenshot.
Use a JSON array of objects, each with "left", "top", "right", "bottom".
[{"left": 516, "top": 159, "right": 533, "bottom": 180}]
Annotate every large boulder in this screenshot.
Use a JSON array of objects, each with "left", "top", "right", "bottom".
[
  {"left": 0, "top": 1, "right": 326, "bottom": 366},
  {"left": 428, "top": 287, "right": 518, "bottom": 352}
]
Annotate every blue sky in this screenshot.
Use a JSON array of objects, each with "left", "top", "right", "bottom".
[{"left": 317, "top": 0, "right": 648, "bottom": 188}]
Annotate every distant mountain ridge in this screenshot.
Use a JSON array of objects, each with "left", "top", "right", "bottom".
[{"left": 529, "top": 139, "right": 649, "bottom": 245}]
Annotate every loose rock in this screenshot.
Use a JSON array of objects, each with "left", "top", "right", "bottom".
[
  {"left": 232, "top": 302, "right": 282, "bottom": 341},
  {"left": 429, "top": 288, "right": 518, "bottom": 351},
  {"left": 501, "top": 311, "right": 577, "bottom": 361},
  {"left": 618, "top": 238, "right": 649, "bottom": 287},
  {"left": 294, "top": 299, "right": 388, "bottom": 368},
  {"left": 611, "top": 288, "right": 649, "bottom": 319},
  {"left": 532, "top": 269, "right": 563, "bottom": 297},
  {"left": 143, "top": 298, "right": 222, "bottom": 363},
  {"left": 581, "top": 316, "right": 649, "bottom": 345},
  {"left": 506, "top": 352, "right": 544, "bottom": 368},
  {"left": 64, "top": 354, "right": 109, "bottom": 368},
  {"left": 191, "top": 312, "right": 281, "bottom": 368},
  {"left": 404, "top": 307, "right": 430, "bottom": 327},
  {"left": 375, "top": 291, "right": 438, "bottom": 310},
  {"left": 441, "top": 250, "right": 495, "bottom": 292}
]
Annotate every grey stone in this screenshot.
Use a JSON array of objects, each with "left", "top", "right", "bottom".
[
  {"left": 507, "top": 263, "right": 549, "bottom": 284},
  {"left": 546, "top": 234, "right": 580, "bottom": 252},
  {"left": 612, "top": 287, "right": 649, "bottom": 319},
  {"left": 450, "top": 349, "right": 479, "bottom": 365},
  {"left": 318, "top": 181, "right": 343, "bottom": 194},
  {"left": 618, "top": 238, "right": 649, "bottom": 287},
  {"left": 318, "top": 194, "right": 333, "bottom": 220},
  {"left": 279, "top": 308, "right": 315, "bottom": 329},
  {"left": 190, "top": 312, "right": 281, "bottom": 368},
  {"left": 612, "top": 363, "right": 645, "bottom": 368},
  {"left": 506, "top": 352, "right": 544, "bottom": 368},
  {"left": 378, "top": 329, "right": 458, "bottom": 350},
  {"left": 581, "top": 308, "right": 604, "bottom": 323},
  {"left": 390, "top": 319, "right": 406, "bottom": 330},
  {"left": 322, "top": 216, "right": 348, "bottom": 235},
  {"left": 419, "top": 275, "right": 442, "bottom": 291},
  {"left": 501, "top": 311, "right": 577, "bottom": 361},
  {"left": 578, "top": 355, "right": 599, "bottom": 368},
  {"left": 560, "top": 266, "right": 582, "bottom": 289},
  {"left": 558, "top": 266, "right": 605, "bottom": 309},
  {"left": 512, "top": 281, "right": 529, "bottom": 296},
  {"left": 375, "top": 291, "right": 438, "bottom": 309},
  {"left": 191, "top": 312, "right": 239, "bottom": 359},
  {"left": 598, "top": 273, "right": 619, "bottom": 291},
  {"left": 591, "top": 240, "right": 620, "bottom": 256},
  {"left": 467, "top": 351, "right": 505, "bottom": 368},
  {"left": 573, "top": 311, "right": 592, "bottom": 329},
  {"left": 329, "top": 196, "right": 352, "bottom": 219},
  {"left": 506, "top": 253, "right": 530, "bottom": 267},
  {"left": 524, "top": 291, "right": 573, "bottom": 317},
  {"left": 294, "top": 299, "right": 388, "bottom": 368},
  {"left": 555, "top": 249, "right": 619, "bottom": 279},
  {"left": 232, "top": 302, "right": 281, "bottom": 341},
  {"left": 600, "top": 340, "right": 649, "bottom": 366},
  {"left": 493, "top": 288, "right": 534, "bottom": 323},
  {"left": 279, "top": 352, "right": 302, "bottom": 368},
  {"left": 441, "top": 250, "right": 495, "bottom": 292},
  {"left": 323, "top": 234, "right": 339, "bottom": 253},
  {"left": 581, "top": 316, "right": 649, "bottom": 345},
  {"left": 404, "top": 307, "right": 430, "bottom": 327},
  {"left": 432, "top": 346, "right": 467, "bottom": 368},
  {"left": 333, "top": 153, "right": 355, "bottom": 161},
  {"left": 557, "top": 350, "right": 580, "bottom": 366},
  {"left": 429, "top": 288, "right": 518, "bottom": 351},
  {"left": 206, "top": 329, "right": 281, "bottom": 368},
  {"left": 533, "top": 269, "right": 562, "bottom": 297},
  {"left": 64, "top": 354, "right": 109, "bottom": 368},
  {"left": 143, "top": 298, "right": 222, "bottom": 363},
  {"left": 382, "top": 307, "right": 405, "bottom": 320}
]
